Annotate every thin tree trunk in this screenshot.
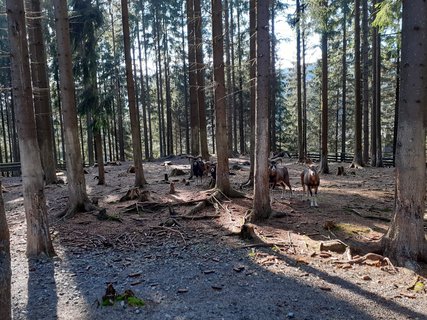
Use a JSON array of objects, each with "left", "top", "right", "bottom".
[
  {"left": 296, "top": 0, "right": 303, "bottom": 162},
  {"left": 109, "top": 1, "right": 125, "bottom": 162},
  {"left": 164, "top": 25, "right": 173, "bottom": 156},
  {"left": 341, "top": 2, "right": 347, "bottom": 162},
  {"left": 237, "top": 4, "right": 245, "bottom": 154},
  {"left": 187, "top": 0, "right": 199, "bottom": 156},
  {"left": 194, "top": 0, "right": 209, "bottom": 159},
  {"left": 135, "top": 17, "right": 149, "bottom": 160},
  {"left": 224, "top": 0, "right": 233, "bottom": 156},
  {"left": 180, "top": 5, "right": 190, "bottom": 154},
  {"left": 270, "top": 1, "right": 277, "bottom": 153},
  {"left": 244, "top": 0, "right": 256, "bottom": 187},
  {"left": 352, "top": 0, "right": 364, "bottom": 168},
  {"left": 302, "top": 27, "right": 307, "bottom": 157},
  {"left": 362, "top": 0, "right": 369, "bottom": 164},
  {"left": 320, "top": 19, "right": 329, "bottom": 174},
  {"left": 231, "top": 1, "right": 238, "bottom": 153},
  {"left": 142, "top": 13, "right": 153, "bottom": 158},
  {"left": 121, "top": 0, "right": 146, "bottom": 186},
  {"left": 375, "top": 29, "right": 383, "bottom": 167},
  {"left": 370, "top": 0, "right": 378, "bottom": 166}
]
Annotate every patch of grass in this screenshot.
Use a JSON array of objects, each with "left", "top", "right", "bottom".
[
  {"left": 335, "top": 223, "right": 371, "bottom": 235},
  {"left": 248, "top": 248, "right": 256, "bottom": 257}
]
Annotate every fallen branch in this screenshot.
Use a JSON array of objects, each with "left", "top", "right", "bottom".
[
  {"left": 332, "top": 252, "right": 397, "bottom": 272},
  {"left": 150, "top": 226, "right": 187, "bottom": 244}
]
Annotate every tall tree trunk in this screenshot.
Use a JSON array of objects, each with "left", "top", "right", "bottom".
[
  {"left": 142, "top": 13, "right": 153, "bottom": 159},
  {"left": 320, "top": 4, "right": 329, "bottom": 174},
  {"left": 237, "top": 4, "right": 245, "bottom": 154},
  {"left": 269, "top": 1, "right": 277, "bottom": 152},
  {"left": 224, "top": 0, "right": 233, "bottom": 156},
  {"left": 136, "top": 17, "right": 149, "bottom": 160},
  {"left": 154, "top": 9, "right": 165, "bottom": 157},
  {"left": 121, "top": 0, "right": 146, "bottom": 186},
  {"left": 370, "top": 0, "right": 378, "bottom": 166},
  {"left": 230, "top": 1, "right": 238, "bottom": 153},
  {"left": 302, "top": 26, "right": 307, "bottom": 157},
  {"left": 180, "top": 5, "right": 190, "bottom": 154},
  {"left": 0, "top": 180, "right": 11, "bottom": 320},
  {"left": 164, "top": 26, "right": 173, "bottom": 156},
  {"left": 375, "top": 27, "right": 383, "bottom": 167},
  {"left": 53, "top": 0, "right": 95, "bottom": 218},
  {"left": 250, "top": 0, "right": 272, "bottom": 222},
  {"left": 296, "top": 0, "right": 303, "bottom": 162},
  {"left": 361, "top": 0, "right": 369, "bottom": 164},
  {"left": 211, "top": 0, "right": 231, "bottom": 194},
  {"left": 7, "top": 0, "right": 55, "bottom": 256},
  {"left": 243, "top": 0, "right": 256, "bottom": 187},
  {"left": 187, "top": 0, "right": 199, "bottom": 156},
  {"left": 341, "top": 1, "right": 347, "bottom": 162},
  {"left": 351, "top": 0, "right": 363, "bottom": 168},
  {"left": 382, "top": 0, "right": 427, "bottom": 268},
  {"left": 109, "top": 1, "right": 125, "bottom": 161},
  {"left": 25, "top": 0, "right": 57, "bottom": 184},
  {"left": 194, "top": 0, "right": 209, "bottom": 159}
]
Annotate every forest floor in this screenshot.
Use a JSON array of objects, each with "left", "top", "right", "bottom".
[{"left": 3, "top": 155, "right": 427, "bottom": 320}]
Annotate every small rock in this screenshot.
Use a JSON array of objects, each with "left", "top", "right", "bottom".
[
  {"left": 361, "top": 275, "right": 372, "bottom": 281},
  {"left": 287, "top": 312, "right": 295, "bottom": 318}
]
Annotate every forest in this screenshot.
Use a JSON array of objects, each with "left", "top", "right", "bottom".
[{"left": 0, "top": 0, "right": 426, "bottom": 319}]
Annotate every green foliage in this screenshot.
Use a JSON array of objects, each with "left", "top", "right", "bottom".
[
  {"left": 373, "top": 0, "right": 401, "bottom": 30},
  {"left": 126, "top": 296, "right": 145, "bottom": 307}
]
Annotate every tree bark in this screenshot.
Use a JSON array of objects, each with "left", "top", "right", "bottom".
[
  {"left": 0, "top": 180, "right": 11, "bottom": 320},
  {"left": 351, "top": 0, "right": 364, "bottom": 168},
  {"left": 52, "top": 0, "right": 94, "bottom": 218},
  {"left": 296, "top": 0, "right": 303, "bottom": 162},
  {"left": 187, "top": 0, "right": 200, "bottom": 156},
  {"left": 244, "top": 0, "right": 256, "bottom": 187},
  {"left": 250, "top": 0, "right": 272, "bottom": 221},
  {"left": 7, "top": 0, "right": 55, "bottom": 256},
  {"left": 320, "top": 3, "right": 329, "bottom": 174},
  {"left": 370, "top": 0, "right": 378, "bottom": 166},
  {"left": 211, "top": 0, "right": 242, "bottom": 198},
  {"left": 361, "top": 0, "right": 369, "bottom": 164},
  {"left": 25, "top": 0, "right": 57, "bottom": 184},
  {"left": 194, "top": 0, "right": 209, "bottom": 159},
  {"left": 121, "top": 0, "right": 146, "bottom": 187},
  {"left": 382, "top": 0, "right": 427, "bottom": 269}
]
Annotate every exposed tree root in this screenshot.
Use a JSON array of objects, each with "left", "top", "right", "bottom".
[
  {"left": 349, "top": 208, "right": 391, "bottom": 222},
  {"left": 119, "top": 188, "right": 151, "bottom": 202},
  {"left": 239, "top": 178, "right": 254, "bottom": 189},
  {"left": 56, "top": 200, "right": 100, "bottom": 220},
  {"left": 333, "top": 252, "right": 397, "bottom": 273}
]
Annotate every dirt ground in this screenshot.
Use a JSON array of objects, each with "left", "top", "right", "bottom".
[{"left": 3, "top": 155, "right": 427, "bottom": 320}]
